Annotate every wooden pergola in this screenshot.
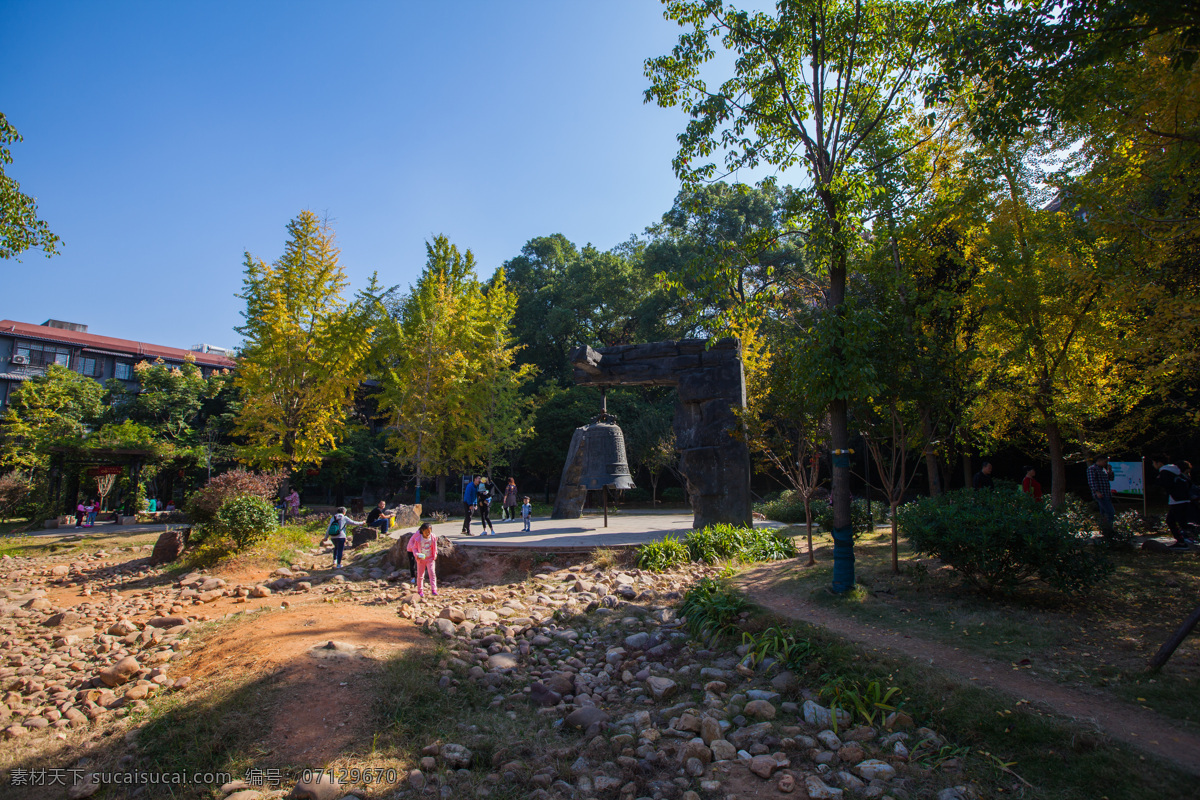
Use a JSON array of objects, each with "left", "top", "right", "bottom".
[{"left": 47, "top": 447, "right": 155, "bottom": 516}]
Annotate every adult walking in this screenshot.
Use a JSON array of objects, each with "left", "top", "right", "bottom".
[
  {"left": 503, "top": 477, "right": 518, "bottom": 520},
  {"left": 461, "top": 475, "right": 481, "bottom": 536},
  {"left": 325, "top": 506, "right": 364, "bottom": 570},
  {"left": 1021, "top": 467, "right": 1043, "bottom": 502},
  {"left": 1151, "top": 456, "right": 1198, "bottom": 549},
  {"left": 1087, "top": 455, "right": 1115, "bottom": 535},
  {"left": 476, "top": 477, "right": 497, "bottom": 536}
]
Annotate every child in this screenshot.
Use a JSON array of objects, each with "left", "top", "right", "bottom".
[
  {"left": 406, "top": 522, "right": 438, "bottom": 597},
  {"left": 325, "top": 506, "right": 365, "bottom": 569},
  {"left": 521, "top": 496, "right": 532, "bottom": 532}
]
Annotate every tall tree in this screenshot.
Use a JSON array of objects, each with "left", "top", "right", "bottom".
[
  {"left": 646, "top": 0, "right": 942, "bottom": 592},
  {"left": 0, "top": 113, "right": 59, "bottom": 260},
  {"left": 234, "top": 211, "right": 375, "bottom": 471},
  {"left": 0, "top": 365, "right": 103, "bottom": 473}
]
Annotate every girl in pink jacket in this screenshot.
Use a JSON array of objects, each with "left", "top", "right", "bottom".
[{"left": 406, "top": 523, "right": 438, "bottom": 597}]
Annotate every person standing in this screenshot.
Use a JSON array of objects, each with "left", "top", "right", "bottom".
[
  {"left": 1087, "top": 455, "right": 1116, "bottom": 535},
  {"left": 973, "top": 462, "right": 994, "bottom": 490},
  {"left": 477, "top": 477, "right": 497, "bottom": 536},
  {"left": 1151, "top": 456, "right": 1197, "bottom": 549},
  {"left": 406, "top": 522, "right": 438, "bottom": 597},
  {"left": 325, "top": 506, "right": 365, "bottom": 570},
  {"left": 522, "top": 496, "right": 532, "bottom": 532},
  {"left": 86, "top": 498, "right": 99, "bottom": 527},
  {"left": 286, "top": 489, "right": 300, "bottom": 520},
  {"left": 1021, "top": 467, "right": 1043, "bottom": 502},
  {"left": 461, "top": 476, "right": 481, "bottom": 536},
  {"left": 503, "top": 478, "right": 518, "bottom": 520}
]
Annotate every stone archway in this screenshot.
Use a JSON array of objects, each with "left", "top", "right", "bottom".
[{"left": 551, "top": 338, "right": 752, "bottom": 529}]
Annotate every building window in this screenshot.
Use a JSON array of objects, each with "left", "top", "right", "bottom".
[
  {"left": 14, "top": 342, "right": 71, "bottom": 368},
  {"left": 115, "top": 362, "right": 134, "bottom": 381},
  {"left": 77, "top": 357, "right": 104, "bottom": 378}
]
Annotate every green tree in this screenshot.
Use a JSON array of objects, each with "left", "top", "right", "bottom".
[
  {"left": 234, "top": 211, "right": 376, "bottom": 470},
  {"left": 646, "top": 0, "right": 941, "bottom": 591},
  {"left": 378, "top": 236, "right": 480, "bottom": 500},
  {"left": 470, "top": 268, "right": 536, "bottom": 477},
  {"left": 0, "top": 365, "right": 103, "bottom": 473},
  {"left": 0, "top": 113, "right": 59, "bottom": 260}
]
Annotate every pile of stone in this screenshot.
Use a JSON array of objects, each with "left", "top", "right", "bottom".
[{"left": 374, "top": 561, "right": 976, "bottom": 800}]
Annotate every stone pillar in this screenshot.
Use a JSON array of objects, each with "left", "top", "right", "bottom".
[{"left": 563, "top": 339, "right": 752, "bottom": 529}]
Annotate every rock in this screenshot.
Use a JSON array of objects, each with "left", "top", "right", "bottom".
[
  {"left": 770, "top": 671, "right": 798, "bottom": 692},
  {"left": 646, "top": 676, "right": 677, "bottom": 700},
  {"left": 565, "top": 707, "right": 610, "bottom": 730},
  {"left": 440, "top": 743, "right": 473, "bottom": 768},
  {"left": 884, "top": 710, "right": 914, "bottom": 729},
  {"left": 107, "top": 620, "right": 138, "bottom": 636},
  {"left": 853, "top": 759, "right": 896, "bottom": 781},
  {"left": 543, "top": 672, "right": 575, "bottom": 695},
  {"left": 290, "top": 774, "right": 342, "bottom": 800},
  {"left": 743, "top": 699, "right": 776, "bottom": 720},
  {"left": 529, "top": 682, "right": 562, "bottom": 707},
  {"left": 226, "top": 792, "right": 265, "bottom": 800},
  {"left": 817, "top": 730, "right": 842, "bottom": 751},
  {"left": 803, "top": 699, "right": 850, "bottom": 728},
  {"left": 487, "top": 653, "right": 519, "bottom": 670},
  {"left": 408, "top": 769, "right": 426, "bottom": 789},
  {"left": 249, "top": 585, "right": 271, "bottom": 598},
  {"left": 434, "top": 619, "right": 458, "bottom": 637},
  {"left": 838, "top": 743, "right": 865, "bottom": 764},
  {"left": 68, "top": 774, "right": 102, "bottom": 798},
  {"left": 148, "top": 615, "right": 186, "bottom": 629},
  {"left": 43, "top": 610, "right": 82, "bottom": 627},
  {"left": 624, "top": 632, "right": 651, "bottom": 649},
  {"left": 710, "top": 739, "right": 737, "bottom": 761},
  {"left": 440, "top": 606, "right": 466, "bottom": 624},
  {"left": 804, "top": 776, "right": 844, "bottom": 799},
  {"left": 749, "top": 755, "right": 777, "bottom": 779},
  {"left": 777, "top": 772, "right": 796, "bottom": 793},
  {"left": 151, "top": 530, "right": 186, "bottom": 565},
  {"left": 221, "top": 780, "right": 250, "bottom": 793},
  {"left": 700, "top": 715, "right": 722, "bottom": 745},
  {"left": 682, "top": 739, "right": 713, "bottom": 764},
  {"left": 685, "top": 757, "right": 706, "bottom": 777},
  {"left": 99, "top": 657, "right": 140, "bottom": 687},
  {"left": 937, "top": 788, "right": 967, "bottom": 800}
]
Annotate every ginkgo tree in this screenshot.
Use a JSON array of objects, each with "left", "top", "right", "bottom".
[
  {"left": 234, "top": 211, "right": 381, "bottom": 471},
  {"left": 378, "top": 236, "right": 535, "bottom": 501}
]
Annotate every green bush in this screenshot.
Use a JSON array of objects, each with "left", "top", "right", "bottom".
[
  {"left": 813, "top": 497, "right": 883, "bottom": 536},
  {"left": 896, "top": 488, "right": 1112, "bottom": 594},
  {"left": 755, "top": 490, "right": 809, "bottom": 524},
  {"left": 637, "top": 535, "right": 690, "bottom": 572},
  {"left": 186, "top": 469, "right": 284, "bottom": 526},
  {"left": 213, "top": 495, "right": 279, "bottom": 551}
]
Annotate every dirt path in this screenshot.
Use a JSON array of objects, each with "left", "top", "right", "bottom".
[{"left": 737, "top": 561, "right": 1200, "bottom": 776}]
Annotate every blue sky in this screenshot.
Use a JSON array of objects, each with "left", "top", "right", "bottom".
[{"left": 0, "top": 1, "right": 690, "bottom": 349}]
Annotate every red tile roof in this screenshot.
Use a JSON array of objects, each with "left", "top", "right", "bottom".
[{"left": 0, "top": 319, "right": 236, "bottom": 369}]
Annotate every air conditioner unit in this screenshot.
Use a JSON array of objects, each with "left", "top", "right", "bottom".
[{"left": 10, "top": 354, "right": 29, "bottom": 365}]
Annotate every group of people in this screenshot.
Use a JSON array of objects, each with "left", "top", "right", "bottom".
[
  {"left": 975, "top": 455, "right": 1200, "bottom": 549},
  {"left": 324, "top": 504, "right": 440, "bottom": 597},
  {"left": 461, "top": 476, "right": 532, "bottom": 536},
  {"left": 74, "top": 499, "right": 101, "bottom": 527}
]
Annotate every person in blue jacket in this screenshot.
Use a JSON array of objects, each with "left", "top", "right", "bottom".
[{"left": 461, "top": 476, "right": 481, "bottom": 536}]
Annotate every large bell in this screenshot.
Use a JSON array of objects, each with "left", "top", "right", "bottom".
[{"left": 579, "top": 420, "right": 635, "bottom": 491}]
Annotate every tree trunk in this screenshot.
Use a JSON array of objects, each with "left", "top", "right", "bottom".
[
  {"left": 436, "top": 475, "right": 446, "bottom": 503},
  {"left": 828, "top": 238, "right": 854, "bottom": 593},
  {"left": 1046, "top": 419, "right": 1066, "bottom": 508},
  {"left": 891, "top": 504, "right": 900, "bottom": 574},
  {"left": 921, "top": 408, "right": 941, "bottom": 497},
  {"left": 962, "top": 454, "right": 973, "bottom": 490},
  {"left": 804, "top": 500, "right": 815, "bottom": 566}
]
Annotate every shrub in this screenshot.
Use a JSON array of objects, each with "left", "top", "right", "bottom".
[
  {"left": 213, "top": 495, "right": 279, "bottom": 551},
  {"left": 813, "top": 497, "right": 881, "bottom": 536},
  {"left": 186, "top": 470, "right": 284, "bottom": 526},
  {"left": 0, "top": 473, "right": 34, "bottom": 521},
  {"left": 756, "top": 490, "right": 808, "bottom": 524},
  {"left": 637, "top": 536, "right": 690, "bottom": 572},
  {"left": 897, "top": 488, "right": 1112, "bottom": 594}
]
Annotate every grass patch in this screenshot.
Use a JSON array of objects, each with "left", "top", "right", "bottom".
[
  {"left": 180, "top": 524, "right": 320, "bottom": 571},
  {"left": 774, "top": 528, "right": 1200, "bottom": 729},
  {"left": 728, "top": 595, "right": 1197, "bottom": 800}
]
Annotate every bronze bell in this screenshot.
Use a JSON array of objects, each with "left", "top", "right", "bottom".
[{"left": 579, "top": 420, "right": 636, "bottom": 491}]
